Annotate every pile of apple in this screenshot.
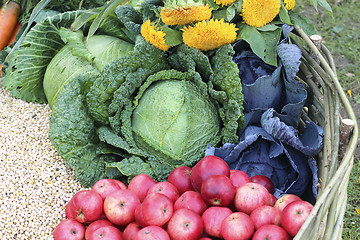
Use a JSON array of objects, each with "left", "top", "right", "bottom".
[{"left": 54, "top": 155, "right": 314, "bottom": 240}]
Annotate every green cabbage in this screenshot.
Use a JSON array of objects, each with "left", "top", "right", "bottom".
[
  {"left": 44, "top": 32, "right": 134, "bottom": 107},
  {"left": 1, "top": 10, "right": 134, "bottom": 104},
  {"left": 2, "top": 7, "right": 245, "bottom": 187},
  {"left": 132, "top": 73, "right": 221, "bottom": 164},
  {"left": 48, "top": 36, "right": 244, "bottom": 187}
]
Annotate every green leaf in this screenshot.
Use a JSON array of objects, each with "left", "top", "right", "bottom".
[
  {"left": 333, "top": 24, "right": 344, "bottom": 34},
  {"left": 231, "top": 0, "right": 243, "bottom": 12},
  {"left": 163, "top": 26, "right": 183, "bottom": 46},
  {"left": 34, "top": 9, "right": 60, "bottom": 23},
  {"left": 279, "top": 4, "right": 292, "bottom": 25},
  {"left": 237, "top": 23, "right": 266, "bottom": 60},
  {"left": 87, "top": 0, "right": 130, "bottom": 39},
  {"left": 209, "top": 45, "right": 245, "bottom": 142},
  {"left": 260, "top": 27, "right": 282, "bottom": 67},
  {"left": 237, "top": 23, "right": 281, "bottom": 66},
  {"left": 318, "top": 0, "right": 332, "bottom": 14},
  {"left": 2, "top": 11, "right": 79, "bottom": 103},
  {"left": 213, "top": 7, "right": 235, "bottom": 22},
  {"left": 211, "top": 0, "right": 242, "bottom": 21},
  {"left": 257, "top": 24, "right": 279, "bottom": 32},
  {"left": 3, "top": 0, "right": 52, "bottom": 64},
  {"left": 49, "top": 73, "right": 107, "bottom": 187},
  {"left": 289, "top": 12, "right": 319, "bottom": 36},
  {"left": 97, "top": 126, "right": 147, "bottom": 157},
  {"left": 308, "top": 0, "right": 318, "bottom": 11},
  {"left": 204, "top": 0, "right": 220, "bottom": 10},
  {"left": 59, "top": 28, "right": 95, "bottom": 63},
  {"left": 70, "top": 8, "right": 102, "bottom": 31},
  {"left": 106, "top": 156, "right": 155, "bottom": 180}
]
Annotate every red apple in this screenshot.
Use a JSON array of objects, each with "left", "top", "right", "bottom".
[
  {"left": 112, "top": 179, "right": 128, "bottom": 189},
  {"left": 252, "top": 224, "right": 290, "bottom": 240},
  {"left": 54, "top": 219, "right": 85, "bottom": 240},
  {"left": 201, "top": 175, "right": 235, "bottom": 207},
  {"left": 141, "top": 193, "right": 173, "bottom": 226},
  {"left": 123, "top": 222, "right": 142, "bottom": 240},
  {"left": 281, "top": 200, "right": 313, "bottom": 237},
  {"left": 65, "top": 197, "right": 76, "bottom": 219},
  {"left": 167, "top": 166, "right": 194, "bottom": 194},
  {"left": 128, "top": 174, "right": 157, "bottom": 202},
  {"left": 174, "top": 191, "right": 207, "bottom": 215},
  {"left": 274, "top": 194, "right": 302, "bottom": 213},
  {"left": 147, "top": 181, "right": 180, "bottom": 203},
  {"left": 229, "top": 169, "right": 251, "bottom": 188},
  {"left": 221, "top": 212, "right": 255, "bottom": 240},
  {"left": 250, "top": 175, "right": 275, "bottom": 194},
  {"left": 87, "top": 226, "right": 124, "bottom": 240},
  {"left": 250, "top": 205, "right": 281, "bottom": 230},
  {"left": 85, "top": 219, "right": 114, "bottom": 240},
  {"left": 67, "top": 190, "right": 103, "bottom": 224},
  {"left": 269, "top": 194, "right": 278, "bottom": 206},
  {"left": 202, "top": 206, "right": 232, "bottom": 238},
  {"left": 167, "top": 208, "right": 203, "bottom": 240},
  {"left": 134, "top": 204, "right": 148, "bottom": 227},
  {"left": 136, "top": 225, "right": 170, "bottom": 240},
  {"left": 103, "top": 189, "right": 141, "bottom": 226},
  {"left": 190, "top": 155, "right": 230, "bottom": 192},
  {"left": 92, "top": 179, "right": 124, "bottom": 200},
  {"left": 234, "top": 182, "right": 270, "bottom": 215}
]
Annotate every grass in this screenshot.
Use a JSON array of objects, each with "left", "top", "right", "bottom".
[
  {"left": 296, "top": 0, "right": 360, "bottom": 238},
  {"left": 296, "top": 0, "right": 360, "bottom": 103},
  {"left": 343, "top": 158, "right": 360, "bottom": 239}
]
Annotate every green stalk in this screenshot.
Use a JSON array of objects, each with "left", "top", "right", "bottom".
[{"left": 292, "top": 25, "right": 359, "bottom": 240}]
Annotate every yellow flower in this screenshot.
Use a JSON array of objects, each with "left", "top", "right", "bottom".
[
  {"left": 140, "top": 20, "right": 171, "bottom": 51},
  {"left": 242, "top": 0, "right": 281, "bottom": 28},
  {"left": 161, "top": 5, "right": 212, "bottom": 25},
  {"left": 182, "top": 19, "right": 238, "bottom": 51},
  {"left": 214, "top": 0, "right": 237, "bottom": 6},
  {"left": 284, "top": 0, "right": 295, "bottom": 10}
]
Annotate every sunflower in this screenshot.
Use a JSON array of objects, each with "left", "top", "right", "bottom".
[
  {"left": 242, "top": 0, "right": 281, "bottom": 28},
  {"left": 161, "top": 5, "right": 212, "bottom": 25},
  {"left": 182, "top": 19, "right": 238, "bottom": 51},
  {"left": 214, "top": 0, "right": 237, "bottom": 6},
  {"left": 140, "top": 20, "right": 171, "bottom": 51},
  {"left": 284, "top": 0, "right": 296, "bottom": 10}
]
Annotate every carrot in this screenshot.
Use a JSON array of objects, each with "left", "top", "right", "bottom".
[
  {"left": 0, "top": 1, "right": 21, "bottom": 51},
  {"left": 7, "top": 21, "right": 22, "bottom": 46}
]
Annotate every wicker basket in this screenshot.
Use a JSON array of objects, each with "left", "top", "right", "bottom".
[{"left": 290, "top": 26, "right": 359, "bottom": 239}]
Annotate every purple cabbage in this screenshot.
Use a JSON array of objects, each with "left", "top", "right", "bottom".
[
  {"left": 206, "top": 118, "right": 322, "bottom": 203},
  {"left": 207, "top": 28, "right": 324, "bottom": 203},
  {"left": 233, "top": 38, "right": 307, "bottom": 128}
]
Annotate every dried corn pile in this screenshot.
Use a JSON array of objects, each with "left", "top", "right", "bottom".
[{"left": 0, "top": 86, "right": 85, "bottom": 239}]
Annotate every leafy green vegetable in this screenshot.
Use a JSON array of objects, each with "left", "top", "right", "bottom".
[
  {"left": 1, "top": 10, "right": 134, "bottom": 104},
  {"left": 2, "top": 11, "right": 76, "bottom": 103},
  {"left": 2, "top": 5, "right": 245, "bottom": 187},
  {"left": 131, "top": 71, "right": 221, "bottom": 163},
  {"left": 18, "top": 0, "right": 108, "bottom": 24},
  {"left": 43, "top": 28, "right": 134, "bottom": 107},
  {"left": 47, "top": 35, "right": 244, "bottom": 187},
  {"left": 168, "top": 44, "right": 245, "bottom": 143}
]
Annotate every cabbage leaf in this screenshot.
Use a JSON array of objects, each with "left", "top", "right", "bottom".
[
  {"left": 2, "top": 11, "right": 76, "bottom": 103},
  {"left": 1, "top": 10, "right": 134, "bottom": 104},
  {"left": 49, "top": 36, "right": 244, "bottom": 187},
  {"left": 206, "top": 124, "right": 321, "bottom": 203},
  {"left": 233, "top": 40, "right": 306, "bottom": 128}
]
